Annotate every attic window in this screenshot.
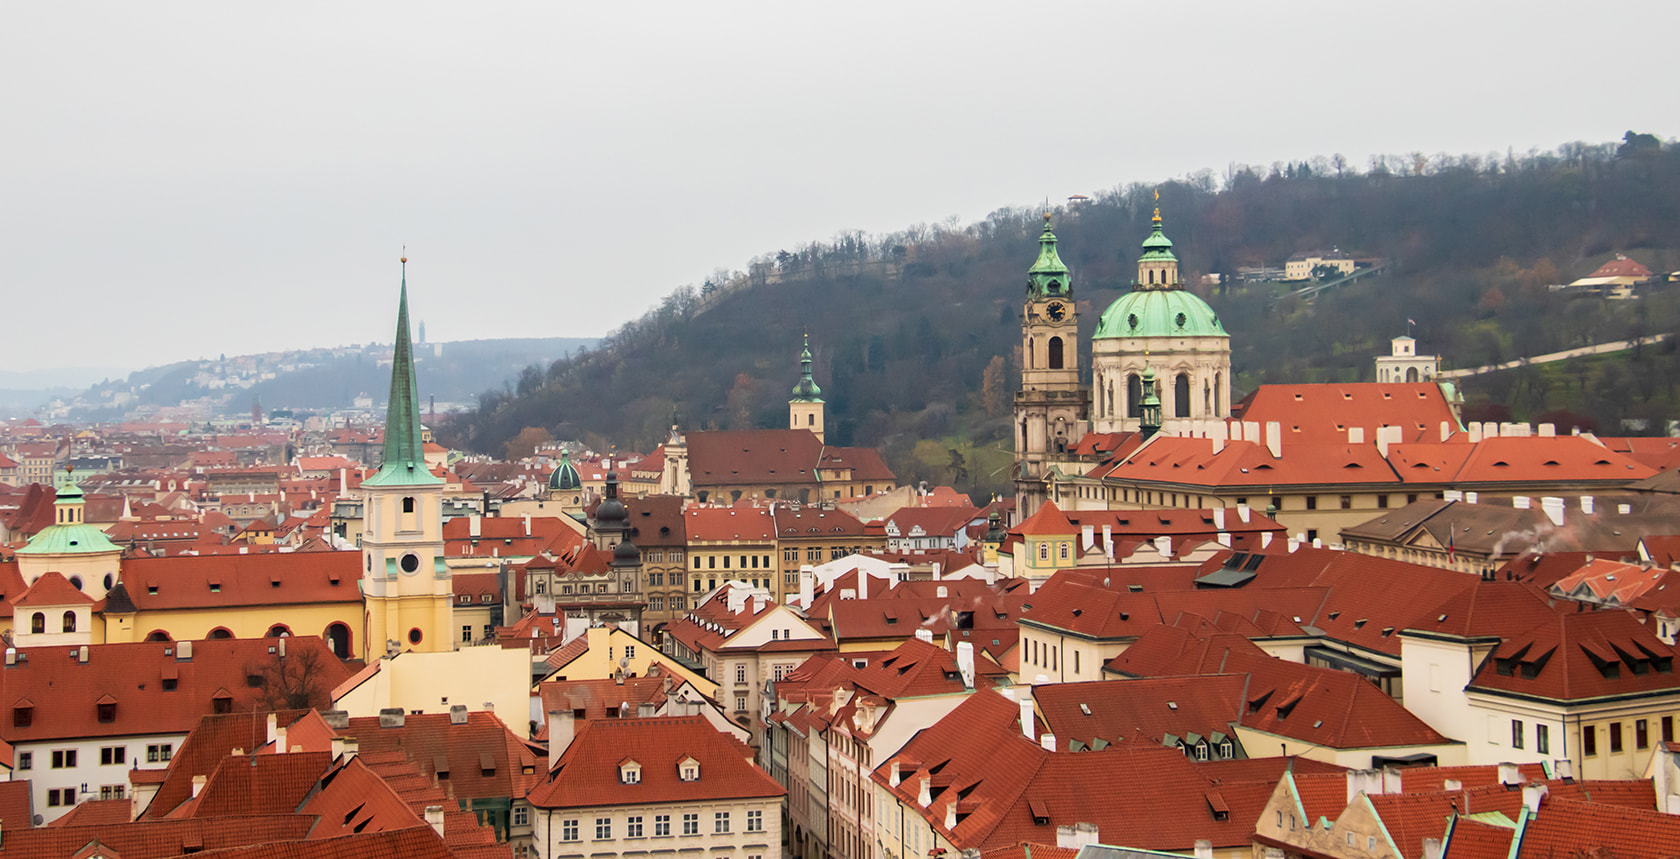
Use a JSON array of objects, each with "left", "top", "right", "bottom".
[
  {"left": 1275, "top": 696, "right": 1301, "bottom": 720},
  {"left": 97, "top": 699, "right": 117, "bottom": 723},
  {"left": 1381, "top": 627, "right": 1395, "bottom": 637},
  {"left": 1354, "top": 619, "right": 1368, "bottom": 629},
  {"left": 1028, "top": 798, "right": 1051, "bottom": 825}
]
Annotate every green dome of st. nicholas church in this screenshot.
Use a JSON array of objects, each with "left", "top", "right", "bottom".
[{"left": 1094, "top": 289, "right": 1227, "bottom": 339}]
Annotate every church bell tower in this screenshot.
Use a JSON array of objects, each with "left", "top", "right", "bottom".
[
  {"left": 361, "top": 256, "right": 453, "bottom": 659},
  {"left": 1013, "top": 214, "right": 1089, "bottom": 520}
]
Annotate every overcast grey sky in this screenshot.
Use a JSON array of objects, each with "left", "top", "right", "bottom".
[{"left": 3, "top": 1, "right": 1674, "bottom": 375}]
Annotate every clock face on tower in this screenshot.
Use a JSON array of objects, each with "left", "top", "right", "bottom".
[{"left": 1045, "top": 301, "right": 1067, "bottom": 322}]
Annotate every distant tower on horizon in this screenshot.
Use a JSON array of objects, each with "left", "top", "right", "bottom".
[{"left": 417, "top": 320, "right": 426, "bottom": 345}]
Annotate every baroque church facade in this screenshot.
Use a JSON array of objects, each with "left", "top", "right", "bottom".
[{"left": 1013, "top": 206, "right": 1231, "bottom": 519}]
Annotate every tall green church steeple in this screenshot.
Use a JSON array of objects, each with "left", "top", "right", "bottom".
[
  {"left": 366, "top": 256, "right": 441, "bottom": 487},
  {"left": 1027, "top": 213, "right": 1071, "bottom": 298}
]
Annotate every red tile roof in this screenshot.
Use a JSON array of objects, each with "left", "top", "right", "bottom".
[
  {"left": 1466, "top": 607, "right": 1680, "bottom": 702},
  {"left": 0, "top": 638, "right": 353, "bottom": 744},
  {"left": 118, "top": 552, "right": 361, "bottom": 610},
  {"left": 0, "top": 815, "right": 319, "bottom": 858},
  {"left": 1031, "top": 676, "right": 1247, "bottom": 752},
  {"left": 686, "top": 429, "right": 893, "bottom": 487},
  {"left": 684, "top": 502, "right": 775, "bottom": 542},
  {"left": 1234, "top": 383, "right": 1459, "bottom": 447},
  {"left": 337, "top": 711, "right": 543, "bottom": 803},
  {"left": 527, "top": 715, "right": 785, "bottom": 809},
  {"left": 13, "top": 571, "right": 95, "bottom": 607}
]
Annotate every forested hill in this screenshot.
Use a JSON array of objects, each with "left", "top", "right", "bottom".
[{"left": 442, "top": 134, "right": 1680, "bottom": 499}]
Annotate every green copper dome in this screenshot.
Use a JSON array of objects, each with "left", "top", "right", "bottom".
[
  {"left": 790, "top": 333, "right": 823, "bottom": 402},
  {"left": 548, "top": 450, "right": 581, "bottom": 491},
  {"left": 1139, "top": 209, "right": 1177, "bottom": 262},
  {"left": 1094, "top": 289, "right": 1227, "bottom": 339},
  {"left": 1027, "top": 214, "right": 1071, "bottom": 298},
  {"left": 18, "top": 479, "right": 119, "bottom": 556}
]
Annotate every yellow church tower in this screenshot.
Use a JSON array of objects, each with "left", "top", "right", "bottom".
[
  {"left": 788, "top": 333, "right": 825, "bottom": 443},
  {"left": 360, "top": 257, "right": 453, "bottom": 659}
]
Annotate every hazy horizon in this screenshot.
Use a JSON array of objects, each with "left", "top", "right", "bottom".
[{"left": 4, "top": 1, "right": 1675, "bottom": 372}]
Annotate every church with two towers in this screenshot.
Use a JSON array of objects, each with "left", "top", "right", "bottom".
[{"left": 1013, "top": 204, "right": 1232, "bottom": 519}]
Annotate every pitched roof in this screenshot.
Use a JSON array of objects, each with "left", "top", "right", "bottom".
[
  {"left": 0, "top": 638, "right": 353, "bottom": 744},
  {"left": 1466, "top": 607, "right": 1680, "bottom": 702},
  {"left": 118, "top": 552, "right": 361, "bottom": 610},
  {"left": 336, "top": 711, "right": 543, "bottom": 803},
  {"left": 527, "top": 715, "right": 785, "bottom": 809},
  {"left": 13, "top": 571, "right": 96, "bottom": 607},
  {"left": 1234, "top": 383, "right": 1459, "bottom": 447}
]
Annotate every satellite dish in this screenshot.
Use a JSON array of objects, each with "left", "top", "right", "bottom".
[
  {"left": 619, "top": 657, "right": 630, "bottom": 668},
  {"left": 33, "top": 814, "right": 43, "bottom": 826}
]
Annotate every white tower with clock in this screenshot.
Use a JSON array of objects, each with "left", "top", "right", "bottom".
[{"left": 1013, "top": 214, "right": 1089, "bottom": 519}]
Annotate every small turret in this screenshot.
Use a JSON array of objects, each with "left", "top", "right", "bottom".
[
  {"left": 1138, "top": 367, "right": 1162, "bottom": 439},
  {"left": 789, "top": 333, "right": 826, "bottom": 442}
]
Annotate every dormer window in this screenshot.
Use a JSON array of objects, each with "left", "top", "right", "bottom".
[
  {"left": 678, "top": 756, "right": 700, "bottom": 782},
  {"left": 620, "top": 759, "right": 642, "bottom": 784},
  {"left": 96, "top": 697, "right": 117, "bottom": 723}
]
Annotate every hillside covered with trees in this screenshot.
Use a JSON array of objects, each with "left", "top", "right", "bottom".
[{"left": 442, "top": 133, "right": 1680, "bottom": 500}]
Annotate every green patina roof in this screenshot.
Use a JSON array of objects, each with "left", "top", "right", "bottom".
[
  {"left": 1139, "top": 208, "right": 1178, "bottom": 263},
  {"left": 364, "top": 259, "right": 441, "bottom": 488},
  {"left": 548, "top": 450, "right": 582, "bottom": 491},
  {"left": 789, "top": 333, "right": 824, "bottom": 402},
  {"left": 17, "top": 522, "right": 120, "bottom": 555},
  {"left": 1094, "top": 288, "right": 1227, "bottom": 339},
  {"left": 1027, "top": 215, "right": 1072, "bottom": 298}
]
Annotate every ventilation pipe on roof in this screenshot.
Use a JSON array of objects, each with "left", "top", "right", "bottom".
[
  {"left": 1265, "top": 422, "right": 1282, "bottom": 460},
  {"left": 956, "top": 642, "right": 975, "bottom": 690},
  {"left": 547, "top": 709, "right": 575, "bottom": 771}
]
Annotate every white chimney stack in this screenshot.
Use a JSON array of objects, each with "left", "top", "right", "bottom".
[
  {"left": 1464, "top": 491, "right": 1477, "bottom": 504},
  {"left": 1348, "top": 426, "right": 1364, "bottom": 445},
  {"left": 1441, "top": 421, "right": 1453, "bottom": 442},
  {"left": 1581, "top": 496, "right": 1595, "bottom": 515},
  {"left": 1513, "top": 496, "right": 1531, "bottom": 510},
  {"left": 1212, "top": 508, "right": 1225, "bottom": 531},
  {"left": 799, "top": 566, "right": 814, "bottom": 608},
  {"left": 1265, "top": 421, "right": 1282, "bottom": 459},
  {"left": 1261, "top": 532, "right": 1273, "bottom": 548},
  {"left": 1541, "top": 497, "right": 1566, "bottom": 527},
  {"left": 956, "top": 642, "right": 975, "bottom": 689},
  {"left": 1539, "top": 423, "right": 1556, "bottom": 437},
  {"left": 425, "top": 805, "right": 445, "bottom": 837},
  {"left": 1238, "top": 503, "right": 1251, "bottom": 523},
  {"left": 1040, "top": 733, "right": 1056, "bottom": 752},
  {"left": 915, "top": 629, "right": 934, "bottom": 644},
  {"left": 1020, "top": 696, "right": 1035, "bottom": 741}
]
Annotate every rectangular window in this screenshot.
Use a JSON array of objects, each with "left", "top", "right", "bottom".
[
  {"left": 596, "top": 817, "right": 612, "bottom": 840},
  {"left": 1664, "top": 716, "right": 1675, "bottom": 744},
  {"left": 627, "top": 816, "right": 644, "bottom": 838},
  {"left": 100, "top": 784, "right": 126, "bottom": 800},
  {"left": 1340, "top": 495, "right": 1352, "bottom": 509},
  {"left": 715, "top": 811, "right": 731, "bottom": 834},
  {"left": 625, "top": 645, "right": 635, "bottom": 660},
  {"left": 1073, "top": 650, "right": 1080, "bottom": 674},
  {"left": 52, "top": 750, "right": 77, "bottom": 769},
  {"left": 17, "top": 752, "right": 30, "bottom": 771},
  {"left": 462, "top": 625, "right": 473, "bottom": 642},
  {"left": 736, "top": 664, "right": 747, "bottom": 684},
  {"left": 1537, "top": 724, "right": 1550, "bottom": 755},
  {"left": 101, "top": 746, "right": 126, "bottom": 766},
  {"left": 1610, "top": 722, "right": 1624, "bottom": 753},
  {"left": 736, "top": 695, "right": 747, "bottom": 712},
  {"left": 747, "top": 809, "right": 764, "bottom": 832},
  {"left": 683, "top": 813, "right": 699, "bottom": 835},
  {"left": 562, "top": 820, "right": 579, "bottom": 842},
  {"left": 655, "top": 814, "right": 671, "bottom": 837},
  {"left": 1583, "top": 725, "right": 1597, "bottom": 756},
  {"left": 1637, "top": 719, "right": 1650, "bottom": 750},
  {"left": 513, "top": 806, "right": 529, "bottom": 826},
  {"left": 785, "top": 548, "right": 798, "bottom": 562},
  {"left": 1377, "top": 495, "right": 1390, "bottom": 509},
  {"left": 1511, "top": 720, "right": 1523, "bottom": 749}
]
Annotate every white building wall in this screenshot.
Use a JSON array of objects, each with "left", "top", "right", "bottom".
[
  {"left": 21, "top": 732, "right": 181, "bottom": 823},
  {"left": 532, "top": 797, "right": 781, "bottom": 859}
]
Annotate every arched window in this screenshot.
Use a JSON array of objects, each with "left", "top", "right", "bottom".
[
  {"left": 1127, "top": 374, "right": 1142, "bottom": 417},
  {"left": 1047, "top": 337, "right": 1064, "bottom": 370},
  {"left": 1107, "top": 380, "right": 1115, "bottom": 418},
  {"left": 266, "top": 625, "right": 291, "bottom": 638},
  {"left": 145, "top": 630, "right": 171, "bottom": 642},
  {"left": 208, "top": 627, "right": 233, "bottom": 639},
  {"left": 324, "top": 623, "right": 352, "bottom": 660},
  {"left": 1215, "top": 372, "right": 1223, "bottom": 414},
  {"left": 1026, "top": 338, "right": 1034, "bottom": 369},
  {"left": 1406, "top": 367, "right": 1419, "bottom": 383},
  {"left": 1204, "top": 380, "right": 1212, "bottom": 415},
  {"left": 61, "top": 611, "right": 76, "bottom": 633},
  {"left": 30, "top": 612, "right": 44, "bottom": 634},
  {"left": 1175, "top": 373, "right": 1191, "bottom": 418}
]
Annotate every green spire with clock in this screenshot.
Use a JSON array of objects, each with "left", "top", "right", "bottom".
[{"left": 1027, "top": 213, "right": 1071, "bottom": 298}]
